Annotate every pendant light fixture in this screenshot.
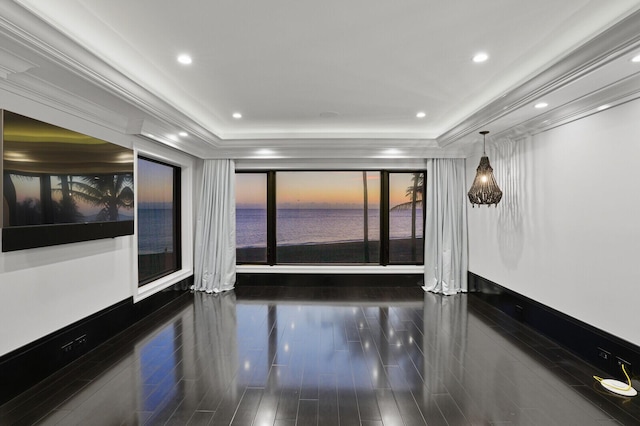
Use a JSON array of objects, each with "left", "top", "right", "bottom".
[{"left": 468, "top": 130, "right": 502, "bottom": 207}]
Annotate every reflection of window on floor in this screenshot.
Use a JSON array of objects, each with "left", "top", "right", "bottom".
[
  {"left": 139, "top": 322, "right": 180, "bottom": 422},
  {"left": 234, "top": 303, "right": 422, "bottom": 391},
  {"left": 137, "top": 157, "right": 181, "bottom": 286},
  {"left": 236, "top": 170, "right": 425, "bottom": 265}
]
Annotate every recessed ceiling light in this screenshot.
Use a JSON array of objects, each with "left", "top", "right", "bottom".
[
  {"left": 631, "top": 54, "right": 640, "bottom": 63},
  {"left": 256, "top": 149, "right": 274, "bottom": 155},
  {"left": 232, "top": 112, "right": 242, "bottom": 119},
  {"left": 534, "top": 102, "right": 549, "bottom": 109},
  {"left": 416, "top": 111, "right": 426, "bottom": 118},
  {"left": 177, "top": 54, "right": 192, "bottom": 65},
  {"left": 382, "top": 149, "right": 402, "bottom": 156},
  {"left": 472, "top": 52, "right": 489, "bottom": 63},
  {"left": 178, "top": 131, "right": 188, "bottom": 137},
  {"left": 597, "top": 104, "right": 611, "bottom": 111}
]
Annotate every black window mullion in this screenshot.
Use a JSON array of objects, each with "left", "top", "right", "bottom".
[
  {"left": 267, "top": 171, "right": 277, "bottom": 265},
  {"left": 380, "top": 171, "right": 390, "bottom": 265},
  {"left": 174, "top": 166, "right": 182, "bottom": 270}
]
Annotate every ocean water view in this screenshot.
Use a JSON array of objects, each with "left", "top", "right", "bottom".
[
  {"left": 236, "top": 208, "right": 423, "bottom": 248},
  {"left": 138, "top": 208, "right": 174, "bottom": 254}
]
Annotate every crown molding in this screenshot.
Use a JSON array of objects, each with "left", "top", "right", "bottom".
[
  {"left": 495, "top": 72, "right": 640, "bottom": 141},
  {"left": 0, "top": 46, "right": 36, "bottom": 79},
  {"left": 0, "top": 73, "right": 128, "bottom": 133},
  {"left": 0, "top": 1, "right": 222, "bottom": 148},
  {"left": 437, "top": 8, "right": 640, "bottom": 147}
]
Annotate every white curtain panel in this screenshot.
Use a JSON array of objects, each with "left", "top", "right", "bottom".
[
  {"left": 423, "top": 158, "right": 468, "bottom": 295},
  {"left": 193, "top": 159, "right": 236, "bottom": 293}
]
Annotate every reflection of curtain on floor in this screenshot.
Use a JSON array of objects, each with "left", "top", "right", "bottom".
[
  {"left": 193, "top": 291, "right": 238, "bottom": 402},
  {"left": 421, "top": 292, "right": 468, "bottom": 397},
  {"left": 423, "top": 158, "right": 468, "bottom": 294},
  {"left": 193, "top": 159, "right": 236, "bottom": 293}
]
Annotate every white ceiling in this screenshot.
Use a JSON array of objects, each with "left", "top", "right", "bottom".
[{"left": 3, "top": 0, "right": 640, "bottom": 158}]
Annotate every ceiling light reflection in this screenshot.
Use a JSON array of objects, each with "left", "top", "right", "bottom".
[
  {"left": 382, "top": 148, "right": 401, "bottom": 156},
  {"left": 473, "top": 52, "right": 489, "bottom": 63},
  {"left": 177, "top": 54, "right": 192, "bottom": 65}
]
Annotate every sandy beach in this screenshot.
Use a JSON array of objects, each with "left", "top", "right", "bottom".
[{"left": 237, "top": 237, "right": 423, "bottom": 264}]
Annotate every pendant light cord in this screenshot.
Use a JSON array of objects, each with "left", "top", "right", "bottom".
[{"left": 480, "top": 130, "right": 489, "bottom": 156}]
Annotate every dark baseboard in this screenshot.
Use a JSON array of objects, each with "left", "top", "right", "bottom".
[
  {"left": 0, "top": 276, "right": 193, "bottom": 405},
  {"left": 469, "top": 272, "right": 640, "bottom": 379},
  {"left": 237, "top": 273, "right": 423, "bottom": 287}
]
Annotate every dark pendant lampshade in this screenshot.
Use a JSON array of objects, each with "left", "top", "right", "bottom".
[{"left": 468, "top": 131, "right": 502, "bottom": 207}]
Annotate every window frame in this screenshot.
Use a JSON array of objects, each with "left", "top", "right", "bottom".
[
  {"left": 386, "top": 171, "right": 426, "bottom": 265},
  {"left": 136, "top": 155, "right": 182, "bottom": 287},
  {"left": 235, "top": 169, "right": 425, "bottom": 266}
]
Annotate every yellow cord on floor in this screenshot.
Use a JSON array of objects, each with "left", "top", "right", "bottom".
[{"left": 593, "top": 364, "right": 633, "bottom": 391}]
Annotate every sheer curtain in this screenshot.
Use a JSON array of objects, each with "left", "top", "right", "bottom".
[
  {"left": 193, "top": 159, "right": 236, "bottom": 293},
  {"left": 423, "top": 158, "right": 468, "bottom": 295}
]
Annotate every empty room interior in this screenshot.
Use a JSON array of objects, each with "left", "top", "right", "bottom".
[{"left": 1, "top": 1, "right": 640, "bottom": 425}]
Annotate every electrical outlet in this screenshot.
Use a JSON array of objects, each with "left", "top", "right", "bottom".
[
  {"left": 616, "top": 356, "right": 631, "bottom": 374},
  {"left": 515, "top": 305, "right": 524, "bottom": 322},
  {"left": 597, "top": 347, "right": 611, "bottom": 361},
  {"left": 73, "top": 334, "right": 87, "bottom": 350}
]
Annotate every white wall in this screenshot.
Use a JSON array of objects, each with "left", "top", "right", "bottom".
[
  {"left": 0, "top": 88, "right": 196, "bottom": 356},
  {"left": 467, "top": 98, "right": 640, "bottom": 346}
]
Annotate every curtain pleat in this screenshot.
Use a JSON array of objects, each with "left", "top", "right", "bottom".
[
  {"left": 423, "top": 158, "right": 468, "bottom": 295},
  {"left": 193, "top": 159, "right": 236, "bottom": 293}
]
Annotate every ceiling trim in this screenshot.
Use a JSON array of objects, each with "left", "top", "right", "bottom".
[
  {"left": 0, "top": 1, "right": 222, "bottom": 147},
  {"left": 437, "top": 8, "right": 640, "bottom": 147},
  {"left": 495, "top": 72, "right": 640, "bottom": 142},
  {"left": 2, "top": 1, "right": 640, "bottom": 159},
  {"left": 0, "top": 46, "right": 36, "bottom": 79}
]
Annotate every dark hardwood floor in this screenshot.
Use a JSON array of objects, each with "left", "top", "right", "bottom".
[{"left": 1, "top": 285, "right": 639, "bottom": 425}]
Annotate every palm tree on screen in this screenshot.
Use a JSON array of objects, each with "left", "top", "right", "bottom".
[
  {"left": 52, "top": 175, "right": 83, "bottom": 222},
  {"left": 70, "top": 173, "right": 134, "bottom": 221}
]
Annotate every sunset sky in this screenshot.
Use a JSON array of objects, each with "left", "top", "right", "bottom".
[
  {"left": 137, "top": 158, "right": 173, "bottom": 207},
  {"left": 236, "top": 172, "right": 422, "bottom": 209}
]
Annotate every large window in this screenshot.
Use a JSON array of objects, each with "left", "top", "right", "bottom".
[
  {"left": 236, "top": 170, "right": 424, "bottom": 265},
  {"left": 277, "top": 171, "right": 380, "bottom": 263},
  {"left": 137, "top": 157, "right": 181, "bottom": 285},
  {"left": 389, "top": 172, "right": 424, "bottom": 263}
]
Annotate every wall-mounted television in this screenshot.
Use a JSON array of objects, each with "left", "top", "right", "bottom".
[{"left": 2, "top": 110, "right": 134, "bottom": 252}]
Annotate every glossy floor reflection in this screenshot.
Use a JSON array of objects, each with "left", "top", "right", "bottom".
[{"left": 1, "top": 286, "right": 639, "bottom": 425}]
